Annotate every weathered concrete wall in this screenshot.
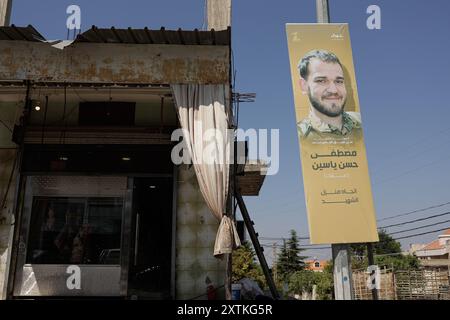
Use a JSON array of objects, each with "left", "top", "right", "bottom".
[
  {"left": 176, "top": 165, "right": 226, "bottom": 300},
  {"left": 0, "top": 42, "right": 229, "bottom": 84},
  {"left": 0, "top": 100, "right": 17, "bottom": 299},
  {"left": 207, "top": 0, "right": 232, "bottom": 30},
  {"left": 0, "top": 148, "right": 16, "bottom": 300},
  {"left": 0, "top": 101, "right": 16, "bottom": 148}
]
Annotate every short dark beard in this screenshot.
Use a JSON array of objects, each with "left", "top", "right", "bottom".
[{"left": 308, "top": 91, "right": 345, "bottom": 118}]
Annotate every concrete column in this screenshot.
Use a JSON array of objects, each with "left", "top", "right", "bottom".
[
  {"left": 207, "top": 0, "right": 231, "bottom": 30},
  {"left": 0, "top": 0, "right": 12, "bottom": 27},
  {"left": 316, "top": 0, "right": 330, "bottom": 23}
]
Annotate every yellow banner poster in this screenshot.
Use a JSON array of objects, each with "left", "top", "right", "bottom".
[{"left": 286, "top": 24, "right": 378, "bottom": 244}]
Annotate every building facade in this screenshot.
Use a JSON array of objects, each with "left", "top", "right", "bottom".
[
  {"left": 0, "top": 25, "right": 239, "bottom": 299},
  {"left": 411, "top": 229, "right": 450, "bottom": 272}
]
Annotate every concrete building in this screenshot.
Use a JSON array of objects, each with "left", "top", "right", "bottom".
[
  {"left": 0, "top": 23, "right": 266, "bottom": 299},
  {"left": 411, "top": 229, "right": 450, "bottom": 271},
  {"left": 305, "top": 259, "right": 329, "bottom": 272}
]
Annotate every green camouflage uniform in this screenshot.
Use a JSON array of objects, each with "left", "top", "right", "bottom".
[{"left": 297, "top": 111, "right": 362, "bottom": 139}]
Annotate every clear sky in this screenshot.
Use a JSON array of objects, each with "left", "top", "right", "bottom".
[{"left": 10, "top": 0, "right": 450, "bottom": 261}]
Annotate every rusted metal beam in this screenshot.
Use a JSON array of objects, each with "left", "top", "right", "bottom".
[{"left": 0, "top": 41, "right": 230, "bottom": 84}]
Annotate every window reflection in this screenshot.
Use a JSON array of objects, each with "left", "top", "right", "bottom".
[{"left": 27, "top": 197, "right": 123, "bottom": 265}]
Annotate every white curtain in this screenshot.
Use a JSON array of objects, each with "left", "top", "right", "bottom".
[{"left": 172, "top": 84, "right": 241, "bottom": 257}]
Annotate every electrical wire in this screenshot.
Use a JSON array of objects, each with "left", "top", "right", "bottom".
[
  {"left": 393, "top": 227, "right": 450, "bottom": 241},
  {"left": 379, "top": 211, "right": 450, "bottom": 229},
  {"left": 260, "top": 210, "right": 450, "bottom": 246},
  {"left": 388, "top": 220, "right": 450, "bottom": 235},
  {"left": 378, "top": 201, "right": 450, "bottom": 222},
  {"left": 373, "top": 153, "right": 450, "bottom": 186}
]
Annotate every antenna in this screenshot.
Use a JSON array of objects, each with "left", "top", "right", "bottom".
[{"left": 231, "top": 92, "right": 256, "bottom": 128}]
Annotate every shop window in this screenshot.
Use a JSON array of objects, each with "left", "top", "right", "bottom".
[{"left": 26, "top": 197, "right": 123, "bottom": 265}]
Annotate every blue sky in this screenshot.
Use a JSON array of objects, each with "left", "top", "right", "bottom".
[{"left": 10, "top": 0, "right": 450, "bottom": 260}]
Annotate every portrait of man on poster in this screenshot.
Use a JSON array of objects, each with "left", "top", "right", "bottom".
[{"left": 297, "top": 49, "right": 362, "bottom": 139}]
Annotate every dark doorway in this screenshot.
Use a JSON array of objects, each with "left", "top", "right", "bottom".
[{"left": 128, "top": 177, "right": 173, "bottom": 299}]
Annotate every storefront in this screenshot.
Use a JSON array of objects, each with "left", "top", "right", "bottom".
[
  {"left": 13, "top": 144, "right": 175, "bottom": 298},
  {"left": 0, "top": 25, "right": 232, "bottom": 299}
]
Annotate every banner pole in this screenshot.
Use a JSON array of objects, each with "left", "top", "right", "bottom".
[
  {"left": 367, "top": 243, "right": 379, "bottom": 300},
  {"left": 315, "top": 0, "right": 355, "bottom": 300}
]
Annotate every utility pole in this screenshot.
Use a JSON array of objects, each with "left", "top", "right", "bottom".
[
  {"left": 315, "top": 0, "right": 355, "bottom": 300},
  {"left": 207, "top": 0, "right": 231, "bottom": 31},
  {"left": 207, "top": 0, "right": 233, "bottom": 300},
  {"left": 272, "top": 242, "right": 278, "bottom": 283},
  {"left": 315, "top": 0, "right": 330, "bottom": 24},
  {"left": 0, "top": 0, "right": 12, "bottom": 26},
  {"left": 367, "top": 242, "right": 379, "bottom": 300}
]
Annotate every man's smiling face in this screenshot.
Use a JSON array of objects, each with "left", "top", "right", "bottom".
[{"left": 301, "top": 58, "right": 347, "bottom": 117}]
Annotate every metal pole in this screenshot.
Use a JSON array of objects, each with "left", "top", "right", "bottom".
[
  {"left": 316, "top": 0, "right": 330, "bottom": 23},
  {"left": 367, "top": 243, "right": 379, "bottom": 300},
  {"left": 315, "top": 0, "right": 354, "bottom": 300},
  {"left": 235, "top": 191, "right": 280, "bottom": 299}
]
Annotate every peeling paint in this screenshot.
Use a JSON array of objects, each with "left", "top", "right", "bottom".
[{"left": 0, "top": 42, "right": 230, "bottom": 84}]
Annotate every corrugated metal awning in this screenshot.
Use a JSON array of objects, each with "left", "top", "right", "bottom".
[
  {"left": 0, "top": 24, "right": 45, "bottom": 41},
  {"left": 74, "top": 26, "right": 230, "bottom": 45},
  {"left": 0, "top": 24, "right": 230, "bottom": 46}
]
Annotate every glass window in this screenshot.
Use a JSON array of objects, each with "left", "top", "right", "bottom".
[
  {"left": 26, "top": 197, "right": 123, "bottom": 265},
  {"left": 314, "top": 262, "right": 321, "bottom": 268}
]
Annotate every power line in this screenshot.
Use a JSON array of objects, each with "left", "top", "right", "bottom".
[
  {"left": 393, "top": 227, "right": 450, "bottom": 241},
  {"left": 371, "top": 134, "right": 450, "bottom": 177},
  {"left": 261, "top": 243, "right": 330, "bottom": 250},
  {"left": 388, "top": 221, "right": 450, "bottom": 235},
  {"left": 259, "top": 208, "right": 450, "bottom": 246},
  {"left": 353, "top": 252, "right": 407, "bottom": 258},
  {"left": 372, "top": 125, "right": 450, "bottom": 172},
  {"left": 373, "top": 154, "right": 450, "bottom": 186},
  {"left": 260, "top": 202, "right": 450, "bottom": 240},
  {"left": 260, "top": 228, "right": 450, "bottom": 259},
  {"left": 379, "top": 211, "right": 450, "bottom": 229},
  {"left": 378, "top": 201, "right": 450, "bottom": 222}
]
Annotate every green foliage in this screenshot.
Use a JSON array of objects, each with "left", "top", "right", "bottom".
[
  {"left": 276, "top": 230, "right": 307, "bottom": 281},
  {"left": 288, "top": 267, "right": 334, "bottom": 300},
  {"left": 375, "top": 254, "right": 420, "bottom": 270},
  {"left": 289, "top": 270, "right": 316, "bottom": 293},
  {"left": 315, "top": 269, "right": 334, "bottom": 300},
  {"left": 232, "top": 241, "right": 266, "bottom": 288},
  {"left": 351, "top": 256, "right": 368, "bottom": 270},
  {"left": 350, "top": 229, "right": 420, "bottom": 271},
  {"left": 375, "top": 229, "right": 402, "bottom": 254}
]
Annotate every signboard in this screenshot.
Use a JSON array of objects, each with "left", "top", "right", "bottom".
[{"left": 286, "top": 24, "right": 378, "bottom": 244}]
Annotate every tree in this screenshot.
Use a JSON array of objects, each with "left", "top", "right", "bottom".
[
  {"left": 276, "top": 230, "right": 306, "bottom": 281},
  {"left": 232, "top": 241, "right": 266, "bottom": 288},
  {"left": 288, "top": 265, "right": 333, "bottom": 300},
  {"left": 350, "top": 229, "right": 420, "bottom": 270},
  {"left": 317, "top": 263, "right": 334, "bottom": 300},
  {"left": 289, "top": 270, "right": 316, "bottom": 295},
  {"left": 375, "top": 229, "right": 402, "bottom": 254}
]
